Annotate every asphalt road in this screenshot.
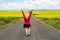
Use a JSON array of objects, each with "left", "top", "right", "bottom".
[{"left": 0, "top": 17, "right": 60, "bottom": 40}]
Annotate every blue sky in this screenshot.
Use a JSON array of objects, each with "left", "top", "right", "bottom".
[{"left": 0, "top": 0, "right": 60, "bottom": 10}]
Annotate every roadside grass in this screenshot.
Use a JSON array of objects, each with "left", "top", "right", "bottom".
[
  {"left": 35, "top": 17, "right": 60, "bottom": 30},
  {"left": 0, "top": 17, "right": 21, "bottom": 29}
]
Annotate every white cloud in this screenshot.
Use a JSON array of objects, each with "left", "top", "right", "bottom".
[
  {"left": 0, "top": 0, "right": 60, "bottom": 10},
  {"left": 0, "top": 2, "right": 20, "bottom": 10},
  {"left": 28, "top": 0, "right": 60, "bottom": 9},
  {"left": 2, "top": 4, "right": 8, "bottom": 8},
  {"left": 29, "top": 0, "right": 60, "bottom": 6}
]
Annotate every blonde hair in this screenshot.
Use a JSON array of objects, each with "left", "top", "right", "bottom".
[{"left": 26, "top": 14, "right": 29, "bottom": 18}]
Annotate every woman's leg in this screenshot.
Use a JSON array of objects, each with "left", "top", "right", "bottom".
[
  {"left": 24, "top": 28, "right": 29, "bottom": 35},
  {"left": 28, "top": 27, "right": 31, "bottom": 35}
]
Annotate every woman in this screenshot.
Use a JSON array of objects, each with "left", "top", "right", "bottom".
[{"left": 22, "top": 10, "right": 32, "bottom": 36}]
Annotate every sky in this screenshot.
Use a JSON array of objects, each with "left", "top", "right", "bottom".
[{"left": 0, "top": 0, "right": 60, "bottom": 10}]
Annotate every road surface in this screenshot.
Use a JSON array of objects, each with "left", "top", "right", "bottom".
[{"left": 0, "top": 17, "right": 60, "bottom": 40}]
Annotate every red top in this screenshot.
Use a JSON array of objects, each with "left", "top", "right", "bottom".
[{"left": 22, "top": 10, "right": 32, "bottom": 24}]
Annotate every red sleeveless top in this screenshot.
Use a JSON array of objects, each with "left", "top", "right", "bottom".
[{"left": 22, "top": 11, "right": 32, "bottom": 24}]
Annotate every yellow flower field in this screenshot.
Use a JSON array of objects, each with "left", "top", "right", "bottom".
[
  {"left": 0, "top": 10, "right": 60, "bottom": 18},
  {"left": 33, "top": 10, "right": 60, "bottom": 18},
  {"left": 0, "top": 10, "right": 29, "bottom": 17}
]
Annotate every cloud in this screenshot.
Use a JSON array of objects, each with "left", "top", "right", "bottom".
[
  {"left": 1, "top": 0, "right": 37, "bottom": 10},
  {"left": 0, "top": 2, "right": 20, "bottom": 10},
  {"left": 29, "top": 0, "right": 60, "bottom": 6},
  {"left": 20, "top": 0, "right": 37, "bottom": 9},
  {"left": 31, "top": 0, "right": 60, "bottom": 9},
  {"left": 0, "top": 0, "right": 60, "bottom": 10}
]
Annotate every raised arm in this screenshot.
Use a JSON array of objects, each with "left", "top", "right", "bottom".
[
  {"left": 22, "top": 10, "right": 26, "bottom": 19},
  {"left": 28, "top": 10, "right": 32, "bottom": 19}
]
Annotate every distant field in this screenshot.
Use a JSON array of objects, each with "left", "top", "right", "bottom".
[
  {"left": 0, "top": 10, "right": 60, "bottom": 18},
  {"left": 0, "top": 10, "right": 29, "bottom": 17},
  {"left": 0, "top": 11, "right": 22, "bottom": 17},
  {"left": 33, "top": 10, "right": 60, "bottom": 18}
]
